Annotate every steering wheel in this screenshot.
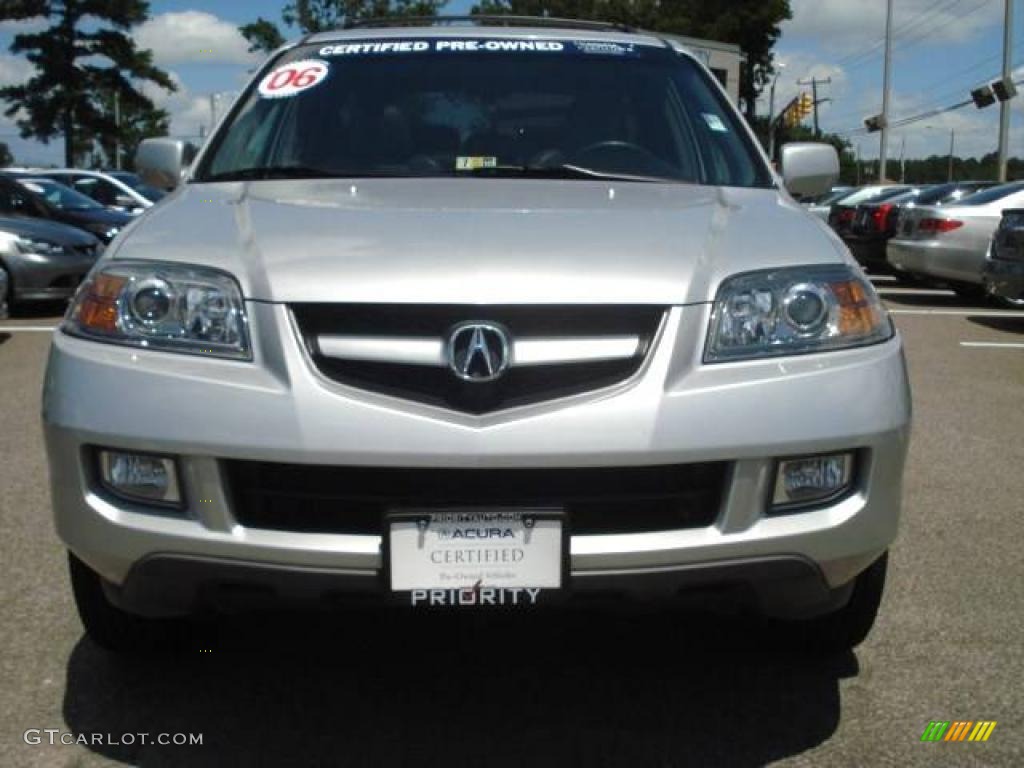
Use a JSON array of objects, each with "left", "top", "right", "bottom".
[{"left": 572, "top": 140, "right": 659, "bottom": 164}]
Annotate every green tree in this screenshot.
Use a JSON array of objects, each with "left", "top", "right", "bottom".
[
  {"left": 89, "top": 89, "right": 171, "bottom": 170},
  {"left": 0, "top": 141, "right": 13, "bottom": 166},
  {"left": 241, "top": 0, "right": 448, "bottom": 55},
  {"left": 471, "top": 0, "right": 790, "bottom": 120},
  {"left": 0, "top": 1, "right": 176, "bottom": 168}
]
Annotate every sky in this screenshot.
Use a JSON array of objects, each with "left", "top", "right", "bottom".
[{"left": 0, "top": 0, "right": 1022, "bottom": 166}]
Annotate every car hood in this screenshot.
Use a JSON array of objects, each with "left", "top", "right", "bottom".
[
  {"left": 0, "top": 214, "right": 100, "bottom": 246},
  {"left": 110, "top": 179, "right": 851, "bottom": 305},
  {"left": 61, "top": 207, "right": 134, "bottom": 227}
]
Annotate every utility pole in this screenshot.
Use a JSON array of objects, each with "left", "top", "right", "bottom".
[
  {"left": 113, "top": 91, "right": 121, "bottom": 171},
  {"left": 797, "top": 76, "right": 832, "bottom": 137},
  {"left": 879, "top": 0, "right": 894, "bottom": 181},
  {"left": 209, "top": 94, "right": 218, "bottom": 133},
  {"left": 997, "top": 0, "right": 1013, "bottom": 182},
  {"left": 899, "top": 136, "right": 906, "bottom": 182},
  {"left": 855, "top": 144, "right": 862, "bottom": 185},
  {"left": 948, "top": 129, "right": 956, "bottom": 182},
  {"left": 767, "top": 64, "right": 785, "bottom": 160}
]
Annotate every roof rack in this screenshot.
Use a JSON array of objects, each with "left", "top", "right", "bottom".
[{"left": 342, "top": 15, "right": 637, "bottom": 34}]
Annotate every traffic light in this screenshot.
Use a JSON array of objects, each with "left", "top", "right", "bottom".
[
  {"left": 798, "top": 92, "right": 814, "bottom": 120},
  {"left": 991, "top": 76, "right": 1018, "bottom": 103},
  {"left": 864, "top": 114, "right": 887, "bottom": 133},
  {"left": 971, "top": 84, "right": 996, "bottom": 108}
]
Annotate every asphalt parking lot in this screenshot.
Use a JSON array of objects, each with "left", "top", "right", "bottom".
[{"left": 0, "top": 277, "right": 1021, "bottom": 767}]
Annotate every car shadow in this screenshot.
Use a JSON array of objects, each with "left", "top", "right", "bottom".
[
  {"left": 63, "top": 609, "right": 856, "bottom": 767},
  {"left": 7, "top": 299, "right": 68, "bottom": 319},
  {"left": 967, "top": 315, "right": 1024, "bottom": 334},
  {"left": 0, "top": 332, "right": 9, "bottom": 347}
]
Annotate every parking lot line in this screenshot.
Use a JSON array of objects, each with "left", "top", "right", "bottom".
[
  {"left": 959, "top": 341, "right": 1024, "bottom": 349},
  {"left": 0, "top": 326, "right": 57, "bottom": 332},
  {"left": 888, "top": 309, "right": 1024, "bottom": 318},
  {"left": 877, "top": 288, "right": 955, "bottom": 296}
]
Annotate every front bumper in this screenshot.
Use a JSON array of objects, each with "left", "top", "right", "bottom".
[
  {"left": 6, "top": 249, "right": 97, "bottom": 302},
  {"left": 984, "top": 258, "right": 1024, "bottom": 302},
  {"left": 43, "top": 302, "right": 911, "bottom": 616},
  {"left": 887, "top": 238, "right": 982, "bottom": 284},
  {"left": 843, "top": 236, "right": 889, "bottom": 270}
]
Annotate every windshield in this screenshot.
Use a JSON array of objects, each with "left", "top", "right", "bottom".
[
  {"left": 19, "top": 179, "right": 103, "bottom": 210},
  {"left": 837, "top": 186, "right": 908, "bottom": 206},
  {"left": 109, "top": 172, "right": 166, "bottom": 201},
  {"left": 196, "top": 38, "right": 772, "bottom": 188},
  {"left": 810, "top": 189, "right": 852, "bottom": 206},
  {"left": 958, "top": 181, "right": 1024, "bottom": 206}
]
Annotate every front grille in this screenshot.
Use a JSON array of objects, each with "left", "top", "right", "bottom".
[
  {"left": 292, "top": 304, "right": 665, "bottom": 413},
  {"left": 225, "top": 461, "right": 728, "bottom": 536}
]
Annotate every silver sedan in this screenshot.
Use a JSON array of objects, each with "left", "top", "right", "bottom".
[{"left": 887, "top": 181, "right": 1024, "bottom": 301}]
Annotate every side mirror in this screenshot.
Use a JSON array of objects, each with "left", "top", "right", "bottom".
[
  {"left": 113, "top": 193, "right": 137, "bottom": 209},
  {"left": 780, "top": 143, "right": 840, "bottom": 199},
  {"left": 135, "top": 138, "right": 198, "bottom": 191}
]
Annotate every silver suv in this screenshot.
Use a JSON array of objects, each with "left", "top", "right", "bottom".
[{"left": 44, "top": 19, "right": 910, "bottom": 652}]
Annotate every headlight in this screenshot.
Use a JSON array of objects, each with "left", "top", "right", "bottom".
[
  {"left": 15, "top": 236, "right": 65, "bottom": 256},
  {"left": 63, "top": 261, "right": 250, "bottom": 360},
  {"left": 705, "top": 265, "right": 892, "bottom": 362}
]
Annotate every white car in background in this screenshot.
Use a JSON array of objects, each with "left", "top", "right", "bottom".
[
  {"left": 35, "top": 169, "right": 164, "bottom": 215},
  {"left": 887, "top": 181, "right": 1024, "bottom": 306}
]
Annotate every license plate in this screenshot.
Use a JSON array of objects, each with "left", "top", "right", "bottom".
[{"left": 388, "top": 510, "right": 563, "bottom": 605}]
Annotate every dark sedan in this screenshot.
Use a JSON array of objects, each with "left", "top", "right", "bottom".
[
  {"left": 0, "top": 173, "right": 131, "bottom": 244},
  {"left": 984, "top": 209, "right": 1024, "bottom": 306},
  {"left": 0, "top": 215, "right": 103, "bottom": 312}
]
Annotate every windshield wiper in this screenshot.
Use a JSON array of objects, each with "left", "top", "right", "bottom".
[
  {"left": 460, "top": 164, "right": 683, "bottom": 184},
  {"left": 200, "top": 165, "right": 343, "bottom": 182}
]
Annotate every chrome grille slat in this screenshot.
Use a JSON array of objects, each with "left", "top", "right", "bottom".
[{"left": 292, "top": 304, "right": 665, "bottom": 413}]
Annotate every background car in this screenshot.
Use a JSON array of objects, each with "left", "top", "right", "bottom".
[
  {"left": 843, "top": 182, "right": 996, "bottom": 273},
  {"left": 805, "top": 187, "right": 854, "bottom": 222},
  {"left": 0, "top": 259, "right": 7, "bottom": 318},
  {"left": 828, "top": 185, "right": 910, "bottom": 237},
  {"left": 0, "top": 173, "right": 131, "bottom": 244},
  {"left": 984, "top": 208, "right": 1024, "bottom": 306},
  {"left": 887, "top": 181, "right": 1024, "bottom": 304},
  {"left": 41, "top": 169, "right": 164, "bottom": 214},
  {"left": 0, "top": 216, "right": 102, "bottom": 313}
]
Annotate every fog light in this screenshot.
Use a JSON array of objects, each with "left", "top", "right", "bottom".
[
  {"left": 772, "top": 453, "right": 853, "bottom": 509},
  {"left": 99, "top": 450, "right": 181, "bottom": 505}
]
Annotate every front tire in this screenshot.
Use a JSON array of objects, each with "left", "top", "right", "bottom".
[
  {"left": 68, "top": 552, "right": 191, "bottom": 653},
  {"left": 785, "top": 552, "right": 888, "bottom": 653}
]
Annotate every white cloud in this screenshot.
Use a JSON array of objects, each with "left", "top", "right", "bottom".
[
  {"left": 0, "top": 18, "right": 47, "bottom": 34},
  {"left": 135, "top": 11, "right": 258, "bottom": 67},
  {"left": 0, "top": 54, "right": 33, "bottom": 87},
  {"left": 783, "top": 0, "right": 1003, "bottom": 51}
]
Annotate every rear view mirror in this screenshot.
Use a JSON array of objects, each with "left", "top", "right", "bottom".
[
  {"left": 135, "top": 138, "right": 198, "bottom": 191},
  {"left": 780, "top": 143, "right": 840, "bottom": 200}
]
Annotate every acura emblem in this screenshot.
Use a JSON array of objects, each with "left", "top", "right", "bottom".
[{"left": 447, "top": 322, "right": 510, "bottom": 382}]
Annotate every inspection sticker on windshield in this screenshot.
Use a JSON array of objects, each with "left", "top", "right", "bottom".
[
  {"left": 703, "top": 113, "right": 729, "bottom": 132},
  {"left": 258, "top": 59, "right": 330, "bottom": 99},
  {"left": 456, "top": 156, "right": 498, "bottom": 171}
]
